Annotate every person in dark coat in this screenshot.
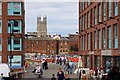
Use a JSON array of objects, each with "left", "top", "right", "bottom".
[
  {"left": 59, "top": 58, "right": 62, "bottom": 65},
  {"left": 44, "top": 60, "right": 48, "bottom": 70},
  {"left": 107, "top": 66, "right": 120, "bottom": 80},
  {"left": 57, "top": 68, "right": 65, "bottom": 80}
]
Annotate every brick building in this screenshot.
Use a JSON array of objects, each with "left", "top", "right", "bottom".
[
  {"left": 0, "top": 0, "right": 25, "bottom": 69},
  {"left": 68, "top": 34, "right": 79, "bottom": 54},
  {"left": 25, "top": 34, "right": 76, "bottom": 56},
  {"left": 79, "top": 1, "right": 120, "bottom": 69},
  {"left": 25, "top": 36, "right": 57, "bottom": 55}
]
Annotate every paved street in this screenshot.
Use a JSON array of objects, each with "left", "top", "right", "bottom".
[{"left": 22, "top": 62, "right": 78, "bottom": 79}]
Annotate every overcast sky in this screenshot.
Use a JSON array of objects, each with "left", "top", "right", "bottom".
[{"left": 25, "top": 1, "right": 78, "bottom": 36}]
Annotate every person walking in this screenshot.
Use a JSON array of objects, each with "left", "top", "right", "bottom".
[
  {"left": 69, "top": 61, "right": 74, "bottom": 74},
  {"left": 41, "top": 59, "right": 45, "bottom": 70},
  {"left": 59, "top": 58, "right": 62, "bottom": 65},
  {"left": 44, "top": 60, "right": 48, "bottom": 70},
  {"left": 57, "top": 68, "right": 65, "bottom": 80}
]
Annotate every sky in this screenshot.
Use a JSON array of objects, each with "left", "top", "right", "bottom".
[{"left": 25, "top": 0, "right": 78, "bottom": 36}]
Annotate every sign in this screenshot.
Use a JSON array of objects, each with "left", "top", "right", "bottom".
[
  {"left": 88, "top": 51, "right": 94, "bottom": 55},
  {"left": 8, "top": 55, "right": 22, "bottom": 68},
  {"left": 101, "top": 50, "right": 112, "bottom": 56}
]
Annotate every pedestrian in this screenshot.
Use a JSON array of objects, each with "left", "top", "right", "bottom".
[
  {"left": 57, "top": 68, "right": 65, "bottom": 80},
  {"left": 107, "top": 66, "right": 120, "bottom": 80},
  {"left": 78, "top": 67, "right": 82, "bottom": 80},
  {"left": 59, "top": 58, "right": 62, "bottom": 65},
  {"left": 63, "top": 58, "right": 66, "bottom": 65},
  {"left": 51, "top": 74, "right": 56, "bottom": 80},
  {"left": 44, "top": 60, "right": 48, "bottom": 70},
  {"left": 64, "top": 62, "right": 70, "bottom": 74},
  {"left": 42, "top": 59, "right": 45, "bottom": 70},
  {"left": 69, "top": 61, "right": 74, "bottom": 74},
  {"left": 81, "top": 70, "right": 87, "bottom": 80}
]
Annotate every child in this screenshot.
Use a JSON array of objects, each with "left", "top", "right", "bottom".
[{"left": 51, "top": 74, "right": 56, "bottom": 80}]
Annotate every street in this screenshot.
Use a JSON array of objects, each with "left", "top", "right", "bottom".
[{"left": 22, "top": 62, "right": 78, "bottom": 80}]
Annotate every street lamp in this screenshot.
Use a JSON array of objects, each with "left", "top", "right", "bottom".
[{"left": 9, "top": 21, "right": 14, "bottom": 66}]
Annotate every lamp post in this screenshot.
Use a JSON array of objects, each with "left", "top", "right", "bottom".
[{"left": 9, "top": 21, "right": 14, "bottom": 66}]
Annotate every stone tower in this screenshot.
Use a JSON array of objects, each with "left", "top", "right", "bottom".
[{"left": 37, "top": 16, "right": 47, "bottom": 37}]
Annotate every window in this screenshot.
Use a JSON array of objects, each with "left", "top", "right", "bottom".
[
  {"left": 108, "top": 26, "right": 112, "bottom": 48},
  {"left": 82, "top": 36, "right": 84, "bottom": 50},
  {"left": 102, "top": 28, "right": 106, "bottom": 49},
  {"left": 88, "top": 0, "right": 91, "bottom": 6},
  {"left": 88, "top": 33, "right": 91, "bottom": 50},
  {"left": 80, "top": 37, "right": 82, "bottom": 50},
  {"left": 98, "top": 30, "right": 101, "bottom": 49},
  {"left": 98, "top": 4, "right": 101, "bottom": 22},
  {"left": 108, "top": 1, "right": 112, "bottom": 17},
  {"left": 8, "top": 55, "right": 22, "bottom": 67},
  {"left": 94, "top": 31, "right": 97, "bottom": 49},
  {"left": 80, "top": 17, "right": 82, "bottom": 31},
  {"left": 82, "top": 16, "right": 84, "bottom": 30},
  {"left": 0, "top": 38, "right": 2, "bottom": 51},
  {"left": 8, "top": 38, "right": 22, "bottom": 51},
  {"left": 114, "top": 0, "right": 118, "bottom": 16},
  {"left": 84, "top": 35, "right": 86, "bottom": 50},
  {"left": 94, "top": 7, "right": 97, "bottom": 25},
  {"left": 87, "top": 11, "right": 90, "bottom": 28},
  {"left": 0, "top": 20, "right": 2, "bottom": 33},
  {"left": 82, "top": 0, "right": 84, "bottom": 10},
  {"left": 84, "top": 14, "right": 86, "bottom": 29},
  {"left": 8, "top": 20, "right": 22, "bottom": 33},
  {"left": 103, "top": 2, "right": 106, "bottom": 21},
  {"left": 0, "top": 2, "right": 1, "bottom": 15},
  {"left": 114, "top": 24, "right": 118, "bottom": 48},
  {"left": 8, "top": 2, "right": 22, "bottom": 15}
]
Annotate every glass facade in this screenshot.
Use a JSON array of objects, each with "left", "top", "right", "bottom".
[
  {"left": 8, "top": 20, "right": 22, "bottom": 33},
  {"left": 8, "top": 55, "right": 22, "bottom": 68},
  {"left": 114, "top": 0, "right": 118, "bottom": 16},
  {"left": 0, "top": 2, "right": 1, "bottom": 15},
  {"left": 85, "top": 14, "right": 87, "bottom": 29},
  {"left": 98, "top": 30, "right": 101, "bottom": 49},
  {"left": 98, "top": 4, "right": 101, "bottom": 22},
  {"left": 88, "top": 11, "right": 90, "bottom": 28},
  {"left": 8, "top": 38, "right": 22, "bottom": 51},
  {"left": 103, "top": 2, "right": 106, "bottom": 21},
  {"left": 94, "top": 31, "right": 97, "bottom": 49},
  {"left": 108, "top": 1, "right": 112, "bottom": 17},
  {"left": 8, "top": 2, "right": 22, "bottom": 15},
  {"left": 88, "top": 33, "right": 91, "bottom": 50},
  {"left": 83, "top": 16, "right": 84, "bottom": 30},
  {"left": 108, "top": 26, "right": 112, "bottom": 48},
  {"left": 0, "top": 20, "right": 2, "bottom": 33},
  {"left": 94, "top": 7, "right": 97, "bottom": 25},
  {"left": 0, "top": 38, "right": 2, "bottom": 51},
  {"left": 114, "top": 24, "right": 118, "bottom": 48},
  {"left": 102, "top": 28, "right": 106, "bottom": 49}
]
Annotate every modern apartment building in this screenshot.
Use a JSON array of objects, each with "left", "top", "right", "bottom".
[
  {"left": 79, "top": 0, "right": 120, "bottom": 69},
  {"left": 0, "top": 0, "right": 25, "bottom": 69}
]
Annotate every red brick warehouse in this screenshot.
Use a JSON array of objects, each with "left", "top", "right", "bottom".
[{"left": 79, "top": 0, "right": 120, "bottom": 70}]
